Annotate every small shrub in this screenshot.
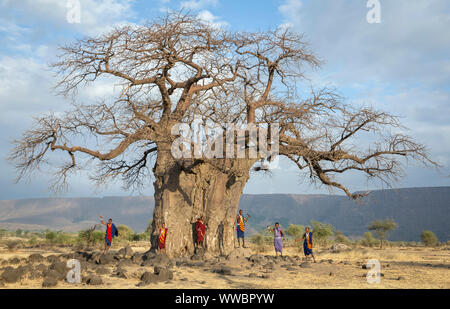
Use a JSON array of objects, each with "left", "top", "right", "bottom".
[
  {"left": 421, "top": 230, "right": 438, "bottom": 247},
  {"left": 6, "top": 240, "right": 21, "bottom": 251},
  {"left": 360, "top": 231, "right": 377, "bottom": 247},
  {"left": 45, "top": 231, "right": 57, "bottom": 243}
]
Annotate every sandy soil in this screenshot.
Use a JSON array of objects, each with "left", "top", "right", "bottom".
[{"left": 0, "top": 242, "right": 449, "bottom": 289}]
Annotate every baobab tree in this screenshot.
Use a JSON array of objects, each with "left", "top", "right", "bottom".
[{"left": 9, "top": 12, "right": 435, "bottom": 257}]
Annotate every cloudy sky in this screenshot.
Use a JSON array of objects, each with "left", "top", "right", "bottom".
[{"left": 0, "top": 0, "right": 449, "bottom": 199}]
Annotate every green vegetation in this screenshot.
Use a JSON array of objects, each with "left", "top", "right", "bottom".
[
  {"left": 368, "top": 219, "right": 398, "bottom": 249},
  {"left": 360, "top": 231, "right": 377, "bottom": 247},
  {"left": 310, "top": 220, "right": 334, "bottom": 246},
  {"left": 285, "top": 224, "right": 305, "bottom": 240},
  {"left": 421, "top": 230, "right": 438, "bottom": 247}
]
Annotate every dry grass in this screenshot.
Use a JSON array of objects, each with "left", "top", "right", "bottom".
[{"left": 0, "top": 240, "right": 448, "bottom": 289}]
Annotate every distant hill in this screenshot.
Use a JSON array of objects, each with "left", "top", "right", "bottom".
[{"left": 0, "top": 187, "right": 448, "bottom": 241}]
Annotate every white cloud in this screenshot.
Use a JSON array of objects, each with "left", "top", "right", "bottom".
[
  {"left": 180, "top": 0, "right": 218, "bottom": 10},
  {"left": 197, "top": 10, "right": 228, "bottom": 28},
  {"left": 0, "top": 0, "right": 135, "bottom": 36}
]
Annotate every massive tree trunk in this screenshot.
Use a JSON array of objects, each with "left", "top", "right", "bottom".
[{"left": 149, "top": 146, "right": 254, "bottom": 257}]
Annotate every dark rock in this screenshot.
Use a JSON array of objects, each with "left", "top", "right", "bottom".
[
  {"left": 95, "top": 267, "right": 110, "bottom": 275},
  {"left": 98, "top": 253, "right": 114, "bottom": 265},
  {"left": 212, "top": 266, "right": 232, "bottom": 275},
  {"left": 141, "top": 251, "right": 156, "bottom": 261},
  {"left": 42, "top": 277, "right": 58, "bottom": 287},
  {"left": 46, "top": 255, "right": 59, "bottom": 263},
  {"left": 35, "top": 264, "right": 47, "bottom": 273},
  {"left": 263, "top": 262, "right": 274, "bottom": 270},
  {"left": 397, "top": 276, "right": 405, "bottom": 280},
  {"left": 50, "top": 261, "right": 69, "bottom": 278},
  {"left": 44, "top": 269, "right": 63, "bottom": 281},
  {"left": 261, "top": 274, "right": 271, "bottom": 279},
  {"left": 248, "top": 254, "right": 265, "bottom": 264},
  {"left": 28, "top": 254, "right": 44, "bottom": 263},
  {"left": 155, "top": 268, "right": 174, "bottom": 281},
  {"left": 248, "top": 273, "right": 257, "bottom": 278},
  {"left": 362, "top": 265, "right": 368, "bottom": 269},
  {"left": 140, "top": 271, "right": 159, "bottom": 284},
  {"left": 86, "top": 275, "right": 103, "bottom": 285},
  {"left": 1, "top": 268, "right": 22, "bottom": 283},
  {"left": 115, "top": 268, "right": 128, "bottom": 279},
  {"left": 9, "top": 257, "right": 20, "bottom": 264}
]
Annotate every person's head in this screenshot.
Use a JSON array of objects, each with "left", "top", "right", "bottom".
[
  {"left": 275, "top": 222, "right": 279, "bottom": 228},
  {"left": 239, "top": 209, "right": 243, "bottom": 215},
  {"left": 108, "top": 218, "right": 112, "bottom": 224},
  {"left": 305, "top": 226, "right": 310, "bottom": 233},
  {"left": 161, "top": 222, "right": 165, "bottom": 228},
  {"left": 199, "top": 216, "right": 203, "bottom": 222}
]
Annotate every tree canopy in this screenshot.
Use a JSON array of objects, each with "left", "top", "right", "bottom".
[{"left": 9, "top": 11, "right": 436, "bottom": 200}]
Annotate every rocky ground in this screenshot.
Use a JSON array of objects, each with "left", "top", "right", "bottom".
[{"left": 0, "top": 242, "right": 449, "bottom": 289}]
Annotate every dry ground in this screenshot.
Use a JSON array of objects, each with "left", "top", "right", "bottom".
[{"left": 0, "top": 241, "right": 449, "bottom": 289}]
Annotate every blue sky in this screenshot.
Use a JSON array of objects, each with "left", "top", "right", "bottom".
[{"left": 0, "top": 0, "right": 449, "bottom": 199}]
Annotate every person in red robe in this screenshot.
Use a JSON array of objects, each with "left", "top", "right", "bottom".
[
  {"left": 195, "top": 216, "right": 206, "bottom": 248},
  {"left": 158, "top": 222, "right": 168, "bottom": 254}
]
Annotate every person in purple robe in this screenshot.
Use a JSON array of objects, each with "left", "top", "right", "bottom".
[{"left": 267, "top": 222, "right": 285, "bottom": 256}]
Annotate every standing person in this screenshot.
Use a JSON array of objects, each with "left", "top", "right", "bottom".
[
  {"left": 233, "top": 210, "right": 250, "bottom": 248},
  {"left": 297, "top": 226, "right": 316, "bottom": 263},
  {"left": 158, "top": 222, "right": 168, "bottom": 254},
  {"left": 195, "top": 216, "right": 206, "bottom": 249},
  {"left": 99, "top": 215, "right": 118, "bottom": 254},
  {"left": 267, "top": 222, "right": 285, "bottom": 256}
]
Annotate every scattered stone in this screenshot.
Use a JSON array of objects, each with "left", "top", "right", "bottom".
[
  {"left": 248, "top": 254, "right": 265, "bottom": 264},
  {"left": 212, "top": 266, "right": 232, "bottom": 276},
  {"left": 95, "top": 267, "right": 110, "bottom": 275},
  {"left": 28, "top": 253, "right": 44, "bottom": 263},
  {"left": 42, "top": 277, "right": 58, "bottom": 287},
  {"left": 98, "top": 253, "right": 114, "bottom": 265},
  {"left": 248, "top": 273, "right": 257, "bottom": 278},
  {"left": 329, "top": 272, "right": 333, "bottom": 276},
  {"left": 46, "top": 255, "right": 59, "bottom": 263},
  {"left": 50, "top": 261, "right": 69, "bottom": 278},
  {"left": 140, "top": 271, "right": 159, "bottom": 284},
  {"left": 1, "top": 268, "right": 22, "bottom": 283},
  {"left": 35, "top": 264, "right": 47, "bottom": 273},
  {"left": 154, "top": 267, "right": 174, "bottom": 281},
  {"left": 397, "top": 276, "right": 405, "bottom": 280},
  {"left": 362, "top": 265, "right": 368, "bottom": 269},
  {"left": 9, "top": 257, "right": 20, "bottom": 264},
  {"left": 86, "top": 275, "right": 103, "bottom": 285},
  {"left": 328, "top": 259, "right": 334, "bottom": 264},
  {"left": 261, "top": 274, "right": 271, "bottom": 279},
  {"left": 44, "top": 269, "right": 63, "bottom": 281},
  {"left": 199, "top": 281, "right": 206, "bottom": 284},
  {"left": 263, "top": 262, "right": 274, "bottom": 270},
  {"left": 329, "top": 244, "right": 351, "bottom": 253}
]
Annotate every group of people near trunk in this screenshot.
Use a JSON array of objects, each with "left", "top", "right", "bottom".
[{"left": 99, "top": 210, "right": 317, "bottom": 262}]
